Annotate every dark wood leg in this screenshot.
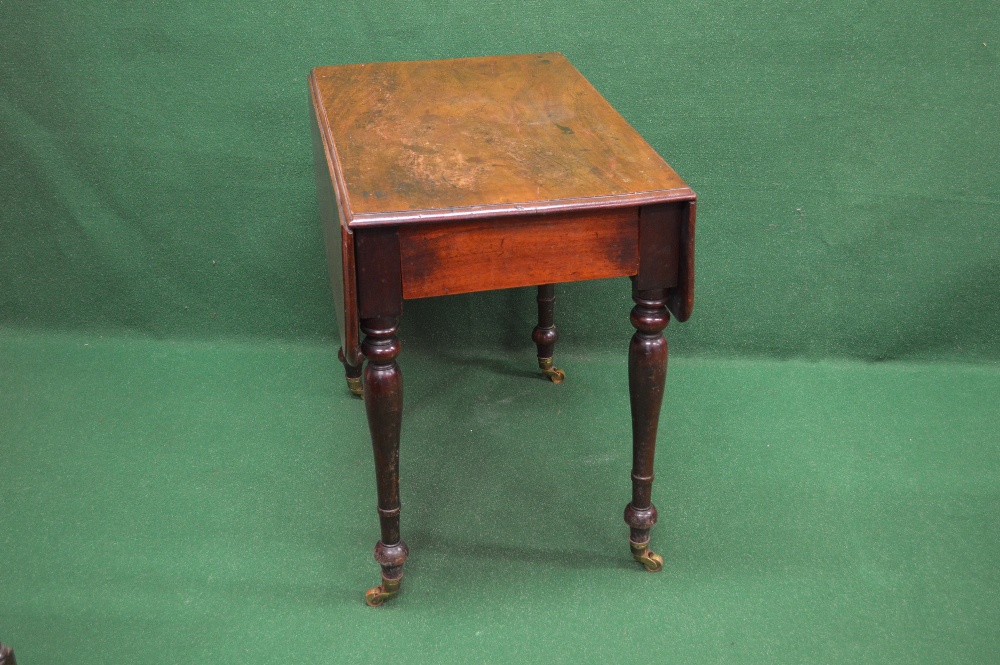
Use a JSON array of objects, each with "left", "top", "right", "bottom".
[
  {"left": 624, "top": 282, "right": 669, "bottom": 572},
  {"left": 337, "top": 346, "right": 364, "bottom": 397},
  {"left": 532, "top": 284, "right": 565, "bottom": 383},
  {"left": 360, "top": 315, "right": 408, "bottom": 605},
  {"left": 0, "top": 643, "right": 16, "bottom": 665}
]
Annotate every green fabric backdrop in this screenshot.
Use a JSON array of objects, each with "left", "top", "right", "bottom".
[
  {"left": 2, "top": 3, "right": 999, "bottom": 664},
  {"left": 3, "top": 0, "right": 997, "bottom": 360}
]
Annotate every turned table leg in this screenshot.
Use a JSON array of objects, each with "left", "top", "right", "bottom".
[
  {"left": 361, "top": 315, "right": 409, "bottom": 605},
  {"left": 532, "top": 284, "right": 565, "bottom": 383},
  {"left": 624, "top": 284, "right": 669, "bottom": 572}
]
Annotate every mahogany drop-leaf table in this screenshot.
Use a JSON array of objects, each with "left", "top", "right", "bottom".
[{"left": 308, "top": 53, "right": 696, "bottom": 606}]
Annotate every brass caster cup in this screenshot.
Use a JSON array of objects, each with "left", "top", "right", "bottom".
[
  {"left": 630, "top": 541, "right": 664, "bottom": 572},
  {"left": 365, "top": 576, "right": 401, "bottom": 607},
  {"left": 346, "top": 376, "right": 363, "bottom": 398},
  {"left": 538, "top": 358, "right": 566, "bottom": 383}
]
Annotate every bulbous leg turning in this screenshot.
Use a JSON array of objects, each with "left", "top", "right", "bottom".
[
  {"left": 625, "top": 283, "right": 669, "bottom": 573},
  {"left": 360, "top": 313, "right": 407, "bottom": 606},
  {"left": 533, "top": 284, "right": 566, "bottom": 382},
  {"left": 364, "top": 539, "right": 409, "bottom": 607},
  {"left": 625, "top": 502, "right": 663, "bottom": 572}
]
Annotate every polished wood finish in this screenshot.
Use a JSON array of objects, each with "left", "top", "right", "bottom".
[
  {"left": 636, "top": 203, "right": 682, "bottom": 291},
  {"left": 533, "top": 284, "right": 558, "bottom": 360},
  {"left": 354, "top": 227, "right": 403, "bottom": 320},
  {"left": 533, "top": 284, "right": 566, "bottom": 382},
  {"left": 310, "top": 52, "right": 697, "bottom": 604},
  {"left": 624, "top": 282, "right": 670, "bottom": 571},
  {"left": 310, "top": 53, "right": 694, "bottom": 227},
  {"left": 399, "top": 208, "right": 638, "bottom": 299},
  {"left": 310, "top": 85, "right": 360, "bottom": 367},
  {"left": 354, "top": 225, "right": 405, "bottom": 546},
  {"left": 361, "top": 309, "right": 406, "bottom": 570},
  {"left": 361, "top": 306, "right": 408, "bottom": 606},
  {"left": 355, "top": 226, "right": 408, "bottom": 604},
  {"left": 667, "top": 201, "right": 696, "bottom": 323}
]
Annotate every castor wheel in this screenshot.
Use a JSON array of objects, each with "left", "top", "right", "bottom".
[
  {"left": 365, "top": 576, "right": 401, "bottom": 607},
  {"left": 538, "top": 357, "right": 566, "bottom": 383},
  {"left": 630, "top": 540, "right": 664, "bottom": 572}
]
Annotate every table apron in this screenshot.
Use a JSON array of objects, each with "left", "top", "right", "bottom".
[{"left": 397, "top": 208, "right": 640, "bottom": 299}]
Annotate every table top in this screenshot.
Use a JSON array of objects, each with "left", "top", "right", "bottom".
[{"left": 310, "top": 52, "right": 694, "bottom": 228}]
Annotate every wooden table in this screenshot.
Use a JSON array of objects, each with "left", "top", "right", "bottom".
[{"left": 309, "top": 53, "right": 696, "bottom": 606}]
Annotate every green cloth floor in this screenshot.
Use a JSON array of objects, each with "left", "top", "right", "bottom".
[
  {"left": 2, "top": 1, "right": 998, "bottom": 661},
  {"left": 2, "top": 331, "right": 997, "bottom": 663}
]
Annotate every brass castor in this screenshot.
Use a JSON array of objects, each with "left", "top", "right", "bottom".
[
  {"left": 346, "top": 375, "right": 364, "bottom": 398},
  {"left": 630, "top": 540, "right": 664, "bottom": 572},
  {"left": 365, "top": 576, "right": 401, "bottom": 607},
  {"left": 538, "top": 357, "right": 566, "bottom": 383},
  {"left": 338, "top": 347, "right": 364, "bottom": 398}
]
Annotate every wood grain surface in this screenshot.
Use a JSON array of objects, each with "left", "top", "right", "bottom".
[
  {"left": 398, "top": 208, "right": 639, "bottom": 299},
  {"left": 310, "top": 52, "right": 694, "bottom": 227},
  {"left": 309, "top": 52, "right": 698, "bottom": 602}
]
